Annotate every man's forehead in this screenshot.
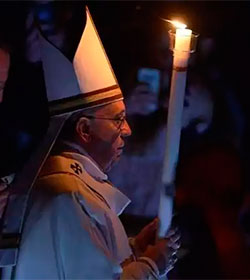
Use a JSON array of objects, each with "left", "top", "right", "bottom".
[{"left": 96, "top": 101, "right": 126, "bottom": 116}]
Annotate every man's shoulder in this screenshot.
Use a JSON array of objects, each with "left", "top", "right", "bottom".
[
  {"left": 35, "top": 154, "right": 89, "bottom": 194},
  {"left": 34, "top": 155, "right": 111, "bottom": 220},
  {"left": 34, "top": 172, "right": 101, "bottom": 215},
  {"left": 30, "top": 174, "right": 91, "bottom": 221},
  {"left": 35, "top": 172, "right": 85, "bottom": 194},
  {"left": 32, "top": 173, "right": 110, "bottom": 231}
]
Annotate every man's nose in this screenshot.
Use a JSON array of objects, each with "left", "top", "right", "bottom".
[{"left": 121, "top": 120, "right": 132, "bottom": 137}]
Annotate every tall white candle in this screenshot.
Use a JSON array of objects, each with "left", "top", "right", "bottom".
[{"left": 158, "top": 24, "right": 193, "bottom": 237}]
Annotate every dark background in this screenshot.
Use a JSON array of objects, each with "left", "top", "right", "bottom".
[{"left": 1, "top": 1, "right": 250, "bottom": 279}]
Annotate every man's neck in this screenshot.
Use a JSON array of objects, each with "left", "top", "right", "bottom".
[{"left": 53, "top": 139, "right": 105, "bottom": 172}]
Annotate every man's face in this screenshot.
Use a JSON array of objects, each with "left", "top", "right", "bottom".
[
  {"left": 85, "top": 101, "right": 132, "bottom": 171},
  {"left": 0, "top": 49, "right": 10, "bottom": 102}
]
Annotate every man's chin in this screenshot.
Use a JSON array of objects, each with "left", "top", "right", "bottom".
[{"left": 105, "top": 155, "right": 121, "bottom": 172}]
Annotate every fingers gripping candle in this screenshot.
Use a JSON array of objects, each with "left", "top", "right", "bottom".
[{"left": 158, "top": 22, "right": 193, "bottom": 237}]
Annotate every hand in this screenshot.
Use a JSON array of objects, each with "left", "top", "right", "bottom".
[
  {"left": 142, "top": 228, "right": 181, "bottom": 276},
  {"left": 134, "top": 218, "right": 158, "bottom": 256}
]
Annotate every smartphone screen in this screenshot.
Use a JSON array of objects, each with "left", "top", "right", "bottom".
[{"left": 137, "top": 68, "right": 160, "bottom": 95}]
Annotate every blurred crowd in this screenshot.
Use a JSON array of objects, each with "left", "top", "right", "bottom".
[{"left": 1, "top": 1, "right": 250, "bottom": 279}]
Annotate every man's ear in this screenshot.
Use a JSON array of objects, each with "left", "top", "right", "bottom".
[{"left": 76, "top": 117, "right": 92, "bottom": 143}]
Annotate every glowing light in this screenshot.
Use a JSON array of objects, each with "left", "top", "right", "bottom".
[{"left": 162, "top": 19, "right": 187, "bottom": 29}]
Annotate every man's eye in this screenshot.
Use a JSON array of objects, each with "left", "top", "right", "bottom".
[
  {"left": 119, "top": 117, "right": 126, "bottom": 122},
  {"left": 115, "top": 118, "right": 122, "bottom": 124}
]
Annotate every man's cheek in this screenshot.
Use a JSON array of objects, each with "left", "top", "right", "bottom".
[{"left": 110, "top": 131, "right": 121, "bottom": 145}]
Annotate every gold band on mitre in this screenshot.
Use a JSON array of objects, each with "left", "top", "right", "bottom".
[{"left": 49, "top": 84, "right": 123, "bottom": 115}]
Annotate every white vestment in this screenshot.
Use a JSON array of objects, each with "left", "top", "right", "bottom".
[{"left": 2, "top": 152, "right": 159, "bottom": 279}]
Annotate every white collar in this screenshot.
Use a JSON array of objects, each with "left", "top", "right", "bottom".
[{"left": 61, "top": 152, "right": 130, "bottom": 216}]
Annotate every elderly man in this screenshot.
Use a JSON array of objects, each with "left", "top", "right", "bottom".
[
  {"left": 1, "top": 6, "right": 179, "bottom": 279},
  {"left": 23, "top": 99, "right": 178, "bottom": 279}
]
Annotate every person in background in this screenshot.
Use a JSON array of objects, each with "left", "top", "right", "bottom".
[
  {"left": 175, "top": 144, "right": 250, "bottom": 279},
  {"left": 109, "top": 72, "right": 214, "bottom": 221},
  {"left": 0, "top": 48, "right": 14, "bottom": 219},
  {"left": 0, "top": 2, "right": 48, "bottom": 221},
  {"left": 0, "top": 48, "right": 9, "bottom": 103}
]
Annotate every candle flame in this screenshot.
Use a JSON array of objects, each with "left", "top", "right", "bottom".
[{"left": 162, "top": 19, "right": 187, "bottom": 29}]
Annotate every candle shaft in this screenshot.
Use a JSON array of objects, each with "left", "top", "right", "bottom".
[
  {"left": 174, "top": 29, "right": 192, "bottom": 68},
  {"left": 158, "top": 25, "right": 192, "bottom": 237},
  {"left": 158, "top": 69, "right": 187, "bottom": 237}
]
